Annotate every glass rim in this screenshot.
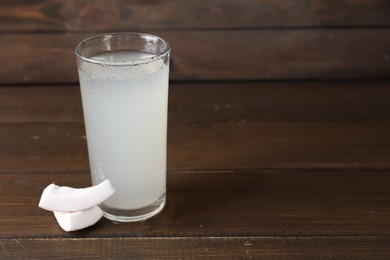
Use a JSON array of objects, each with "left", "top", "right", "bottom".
[{"left": 75, "top": 32, "right": 171, "bottom": 66}]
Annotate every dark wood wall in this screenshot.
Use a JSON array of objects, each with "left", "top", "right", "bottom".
[{"left": 0, "top": 0, "right": 389, "bottom": 84}]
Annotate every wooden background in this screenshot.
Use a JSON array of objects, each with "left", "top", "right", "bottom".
[
  {"left": 1, "top": 0, "right": 390, "bottom": 258},
  {"left": 0, "top": 0, "right": 389, "bottom": 84}
]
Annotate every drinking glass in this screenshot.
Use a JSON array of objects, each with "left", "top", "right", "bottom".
[{"left": 75, "top": 33, "right": 170, "bottom": 222}]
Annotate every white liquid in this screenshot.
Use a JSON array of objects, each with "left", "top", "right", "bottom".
[{"left": 78, "top": 51, "right": 169, "bottom": 210}]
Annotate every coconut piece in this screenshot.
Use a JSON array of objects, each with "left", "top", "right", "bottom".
[
  {"left": 38, "top": 180, "right": 114, "bottom": 212},
  {"left": 54, "top": 206, "right": 104, "bottom": 232}
]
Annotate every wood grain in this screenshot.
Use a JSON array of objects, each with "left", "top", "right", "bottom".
[
  {"left": 1, "top": 30, "right": 389, "bottom": 84},
  {"left": 0, "top": 122, "right": 389, "bottom": 172},
  {"left": 1, "top": 0, "right": 389, "bottom": 32},
  {"left": 1, "top": 236, "right": 390, "bottom": 259},
  {"left": 1, "top": 170, "right": 390, "bottom": 238},
  {"left": 168, "top": 81, "right": 390, "bottom": 123},
  {"left": 0, "top": 84, "right": 389, "bottom": 257},
  {"left": 1, "top": 82, "right": 390, "bottom": 124},
  {"left": 0, "top": 86, "right": 83, "bottom": 123},
  {"left": 1, "top": 0, "right": 390, "bottom": 257}
]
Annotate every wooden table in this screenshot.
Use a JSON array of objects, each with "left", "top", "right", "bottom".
[
  {"left": 0, "top": 81, "right": 390, "bottom": 258},
  {"left": 1, "top": 1, "right": 390, "bottom": 258}
]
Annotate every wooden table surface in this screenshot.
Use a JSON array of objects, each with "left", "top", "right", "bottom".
[
  {"left": 1, "top": 0, "right": 390, "bottom": 259},
  {"left": 0, "top": 81, "right": 390, "bottom": 258}
]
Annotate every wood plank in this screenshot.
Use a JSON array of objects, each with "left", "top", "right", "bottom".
[
  {"left": 170, "top": 123, "right": 390, "bottom": 170},
  {"left": 1, "top": 236, "right": 390, "bottom": 259},
  {"left": 1, "top": 30, "right": 390, "bottom": 84},
  {"left": 0, "top": 86, "right": 83, "bottom": 123},
  {"left": 169, "top": 81, "right": 390, "bottom": 123},
  {"left": 0, "top": 122, "right": 389, "bottom": 172},
  {"left": 0, "top": 123, "right": 88, "bottom": 172},
  {"left": 1, "top": 170, "right": 390, "bottom": 237},
  {"left": 1, "top": 81, "right": 390, "bottom": 123},
  {"left": 1, "top": 0, "right": 389, "bottom": 32}
]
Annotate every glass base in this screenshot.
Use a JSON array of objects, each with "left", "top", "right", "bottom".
[{"left": 100, "top": 194, "right": 166, "bottom": 222}]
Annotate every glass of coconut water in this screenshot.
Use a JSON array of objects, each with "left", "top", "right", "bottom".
[{"left": 75, "top": 33, "right": 170, "bottom": 222}]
